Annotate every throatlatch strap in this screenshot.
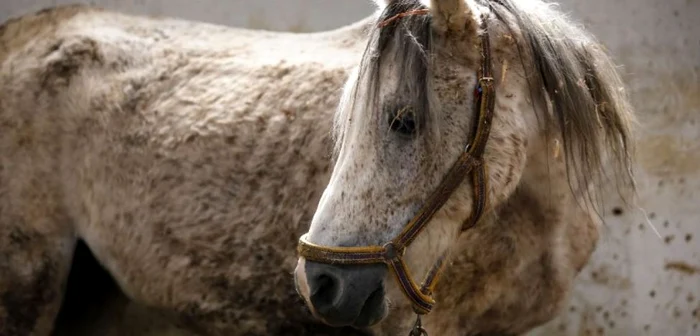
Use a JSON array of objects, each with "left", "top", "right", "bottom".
[{"left": 461, "top": 21, "right": 495, "bottom": 231}]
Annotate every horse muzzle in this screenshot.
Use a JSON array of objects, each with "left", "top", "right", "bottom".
[{"left": 295, "top": 257, "right": 389, "bottom": 328}]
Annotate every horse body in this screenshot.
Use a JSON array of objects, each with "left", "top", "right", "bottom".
[
  {"left": 0, "top": 1, "right": 634, "bottom": 336},
  {"left": 0, "top": 5, "right": 369, "bottom": 335}
]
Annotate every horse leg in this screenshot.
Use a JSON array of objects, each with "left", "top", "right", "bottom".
[{"left": 0, "top": 215, "right": 75, "bottom": 336}]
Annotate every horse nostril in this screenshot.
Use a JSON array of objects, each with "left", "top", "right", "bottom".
[
  {"left": 311, "top": 274, "right": 338, "bottom": 309},
  {"left": 316, "top": 274, "right": 332, "bottom": 291}
]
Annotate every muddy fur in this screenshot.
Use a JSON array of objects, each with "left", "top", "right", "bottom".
[
  {"left": 0, "top": 4, "right": 370, "bottom": 335},
  {"left": 0, "top": 1, "right": 634, "bottom": 336}
]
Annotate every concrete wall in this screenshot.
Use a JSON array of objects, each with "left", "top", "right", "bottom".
[
  {"left": 528, "top": 1, "right": 699, "bottom": 335},
  {"left": 2, "top": 1, "right": 698, "bottom": 335},
  {"left": 526, "top": 1, "right": 699, "bottom": 335},
  {"left": 0, "top": 0, "right": 374, "bottom": 33}
]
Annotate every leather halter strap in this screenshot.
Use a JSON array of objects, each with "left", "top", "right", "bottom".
[{"left": 298, "top": 17, "right": 495, "bottom": 316}]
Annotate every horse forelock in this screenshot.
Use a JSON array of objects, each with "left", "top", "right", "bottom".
[{"left": 332, "top": 0, "right": 433, "bottom": 161}]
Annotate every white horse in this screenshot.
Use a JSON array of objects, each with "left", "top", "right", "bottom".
[{"left": 0, "top": 0, "right": 635, "bottom": 335}]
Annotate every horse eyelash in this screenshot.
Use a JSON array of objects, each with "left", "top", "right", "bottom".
[
  {"left": 388, "top": 105, "right": 416, "bottom": 134},
  {"left": 394, "top": 105, "right": 412, "bottom": 121}
]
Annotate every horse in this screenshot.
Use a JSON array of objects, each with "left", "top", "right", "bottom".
[
  {"left": 0, "top": 1, "right": 636, "bottom": 336},
  {"left": 293, "top": 0, "right": 637, "bottom": 335},
  {"left": 0, "top": 3, "right": 366, "bottom": 335}
]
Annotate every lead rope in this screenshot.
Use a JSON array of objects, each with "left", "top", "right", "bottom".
[{"left": 409, "top": 315, "right": 429, "bottom": 336}]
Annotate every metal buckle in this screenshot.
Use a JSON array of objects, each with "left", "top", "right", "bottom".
[{"left": 479, "top": 76, "right": 494, "bottom": 85}]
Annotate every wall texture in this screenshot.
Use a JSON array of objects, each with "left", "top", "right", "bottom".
[{"left": 2, "top": 1, "right": 698, "bottom": 335}]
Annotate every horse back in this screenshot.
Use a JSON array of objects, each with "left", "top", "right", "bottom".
[
  {"left": 0, "top": 2, "right": 362, "bottom": 151},
  {"left": 1, "top": 5, "right": 366, "bottom": 334}
]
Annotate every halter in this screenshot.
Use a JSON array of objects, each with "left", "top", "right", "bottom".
[{"left": 298, "top": 13, "right": 495, "bottom": 335}]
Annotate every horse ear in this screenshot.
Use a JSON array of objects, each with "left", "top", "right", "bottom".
[
  {"left": 371, "top": 0, "right": 393, "bottom": 10},
  {"left": 429, "top": 0, "right": 476, "bottom": 34}
]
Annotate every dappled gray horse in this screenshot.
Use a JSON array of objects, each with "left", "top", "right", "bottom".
[{"left": 0, "top": 0, "right": 635, "bottom": 335}]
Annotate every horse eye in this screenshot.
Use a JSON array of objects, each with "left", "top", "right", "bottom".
[{"left": 388, "top": 106, "right": 416, "bottom": 136}]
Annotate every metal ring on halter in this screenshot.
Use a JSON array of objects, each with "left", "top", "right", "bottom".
[{"left": 382, "top": 241, "right": 405, "bottom": 261}]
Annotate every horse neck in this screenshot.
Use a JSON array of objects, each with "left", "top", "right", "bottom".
[{"left": 424, "top": 130, "right": 601, "bottom": 335}]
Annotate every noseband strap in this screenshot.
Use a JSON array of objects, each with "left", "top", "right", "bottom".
[{"left": 298, "top": 17, "right": 494, "bottom": 316}]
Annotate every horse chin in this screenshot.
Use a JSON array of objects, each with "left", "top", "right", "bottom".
[{"left": 306, "top": 296, "right": 389, "bottom": 329}]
